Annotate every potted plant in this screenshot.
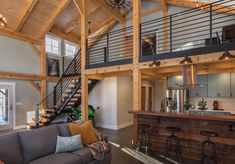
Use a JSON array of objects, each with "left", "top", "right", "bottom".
[
  {"left": 184, "top": 99, "right": 192, "bottom": 113},
  {"left": 198, "top": 98, "right": 208, "bottom": 115},
  {"left": 169, "top": 100, "right": 177, "bottom": 112},
  {"left": 160, "top": 100, "right": 165, "bottom": 112}
]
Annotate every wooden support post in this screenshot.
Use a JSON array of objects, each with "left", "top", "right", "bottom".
[
  {"left": 80, "top": 0, "right": 89, "bottom": 121},
  {"left": 40, "top": 39, "right": 47, "bottom": 103},
  {"left": 132, "top": 0, "right": 141, "bottom": 144}
]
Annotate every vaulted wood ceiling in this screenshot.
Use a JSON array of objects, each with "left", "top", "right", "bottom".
[{"left": 0, "top": 0, "right": 233, "bottom": 44}]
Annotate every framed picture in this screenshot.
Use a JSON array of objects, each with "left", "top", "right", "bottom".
[
  {"left": 141, "top": 33, "right": 157, "bottom": 56},
  {"left": 47, "top": 58, "right": 60, "bottom": 77}
]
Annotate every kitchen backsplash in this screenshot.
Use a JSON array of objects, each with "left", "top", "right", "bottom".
[{"left": 190, "top": 97, "right": 235, "bottom": 113}]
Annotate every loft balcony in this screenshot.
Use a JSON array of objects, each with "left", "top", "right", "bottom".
[{"left": 86, "top": 0, "right": 235, "bottom": 69}]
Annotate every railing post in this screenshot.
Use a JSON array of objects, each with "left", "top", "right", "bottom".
[
  {"left": 60, "top": 81, "right": 63, "bottom": 104},
  {"left": 53, "top": 86, "right": 56, "bottom": 106},
  {"left": 104, "top": 47, "right": 107, "bottom": 63},
  {"left": 35, "top": 104, "right": 39, "bottom": 128},
  {"left": 106, "top": 33, "right": 109, "bottom": 62},
  {"left": 170, "top": 15, "right": 173, "bottom": 53},
  {"left": 210, "top": 4, "right": 213, "bottom": 46},
  {"left": 86, "top": 39, "right": 89, "bottom": 66}
]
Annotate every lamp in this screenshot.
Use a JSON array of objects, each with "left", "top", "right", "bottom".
[
  {"left": 179, "top": 56, "right": 193, "bottom": 64},
  {"left": 0, "top": 14, "right": 7, "bottom": 29},
  {"left": 149, "top": 58, "right": 160, "bottom": 67},
  {"left": 105, "top": 0, "right": 131, "bottom": 8},
  {"left": 218, "top": 51, "right": 235, "bottom": 61}
]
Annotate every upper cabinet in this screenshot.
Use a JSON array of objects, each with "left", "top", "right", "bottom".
[
  {"left": 231, "top": 73, "right": 235, "bottom": 97},
  {"left": 189, "top": 75, "right": 208, "bottom": 97},
  {"left": 208, "top": 74, "right": 218, "bottom": 97},
  {"left": 218, "top": 73, "right": 231, "bottom": 97}
]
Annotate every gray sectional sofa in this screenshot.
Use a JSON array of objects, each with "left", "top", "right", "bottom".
[{"left": 0, "top": 123, "right": 111, "bottom": 164}]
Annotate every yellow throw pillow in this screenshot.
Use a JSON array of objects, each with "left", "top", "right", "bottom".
[{"left": 68, "top": 121, "right": 97, "bottom": 145}]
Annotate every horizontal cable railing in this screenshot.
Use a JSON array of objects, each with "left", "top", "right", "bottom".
[
  {"left": 86, "top": 0, "right": 235, "bottom": 67},
  {"left": 140, "top": 0, "right": 235, "bottom": 60},
  {"left": 35, "top": 50, "right": 81, "bottom": 126},
  {"left": 87, "top": 26, "right": 133, "bottom": 67}
]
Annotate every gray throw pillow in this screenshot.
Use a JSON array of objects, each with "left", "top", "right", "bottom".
[{"left": 55, "top": 135, "right": 83, "bottom": 153}]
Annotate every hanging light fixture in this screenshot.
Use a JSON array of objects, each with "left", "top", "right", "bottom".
[
  {"left": 218, "top": 51, "right": 235, "bottom": 61},
  {"left": 105, "top": 0, "right": 132, "bottom": 9},
  {"left": 88, "top": 21, "right": 91, "bottom": 35},
  {"left": 149, "top": 58, "right": 160, "bottom": 67},
  {"left": 180, "top": 56, "right": 193, "bottom": 64},
  {"left": 0, "top": 14, "right": 7, "bottom": 29}
]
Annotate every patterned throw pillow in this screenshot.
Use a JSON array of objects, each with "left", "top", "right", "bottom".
[
  {"left": 55, "top": 135, "right": 83, "bottom": 153},
  {"left": 68, "top": 120, "right": 97, "bottom": 145}
]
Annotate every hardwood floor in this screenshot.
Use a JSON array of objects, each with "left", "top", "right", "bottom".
[{"left": 98, "top": 126, "right": 199, "bottom": 164}]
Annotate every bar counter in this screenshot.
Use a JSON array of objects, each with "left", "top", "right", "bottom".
[{"left": 129, "top": 111, "right": 235, "bottom": 163}]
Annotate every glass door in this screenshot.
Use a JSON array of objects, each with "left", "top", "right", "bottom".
[{"left": 0, "top": 84, "right": 14, "bottom": 130}]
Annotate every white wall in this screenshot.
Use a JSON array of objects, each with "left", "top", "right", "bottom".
[
  {"left": 0, "top": 36, "right": 56, "bottom": 127},
  {"left": 117, "top": 77, "right": 133, "bottom": 128},
  {"left": 89, "top": 77, "right": 118, "bottom": 129}
]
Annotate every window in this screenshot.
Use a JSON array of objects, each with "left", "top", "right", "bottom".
[
  {"left": 65, "top": 42, "right": 78, "bottom": 57},
  {"left": 46, "top": 35, "right": 60, "bottom": 55}
]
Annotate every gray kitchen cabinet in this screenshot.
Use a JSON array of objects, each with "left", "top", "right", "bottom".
[
  {"left": 218, "top": 73, "right": 231, "bottom": 97},
  {"left": 189, "top": 75, "right": 208, "bottom": 97},
  {"left": 208, "top": 74, "right": 218, "bottom": 97},
  {"left": 168, "top": 76, "right": 175, "bottom": 88},
  {"left": 231, "top": 73, "right": 235, "bottom": 97},
  {"left": 197, "top": 75, "right": 208, "bottom": 97}
]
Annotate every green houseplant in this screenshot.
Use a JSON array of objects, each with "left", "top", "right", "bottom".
[
  {"left": 184, "top": 99, "right": 192, "bottom": 112},
  {"left": 198, "top": 98, "right": 208, "bottom": 115},
  {"left": 169, "top": 100, "right": 177, "bottom": 112}
]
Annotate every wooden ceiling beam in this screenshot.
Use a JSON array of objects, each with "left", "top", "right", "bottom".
[
  {"left": 155, "top": 0, "right": 168, "bottom": 11},
  {"left": 49, "top": 27, "right": 81, "bottom": 44},
  {"left": 38, "top": 0, "right": 72, "bottom": 38},
  {"left": 27, "top": 42, "right": 41, "bottom": 58},
  {"left": 0, "top": 28, "right": 41, "bottom": 44},
  {"left": 95, "top": 0, "right": 126, "bottom": 24},
  {"left": 27, "top": 80, "right": 41, "bottom": 92},
  {"left": 64, "top": 2, "right": 100, "bottom": 34},
  {"left": 15, "top": 0, "right": 39, "bottom": 32},
  {"left": 165, "top": 0, "right": 235, "bottom": 15}
]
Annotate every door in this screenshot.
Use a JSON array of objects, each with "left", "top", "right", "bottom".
[
  {"left": 0, "top": 84, "right": 14, "bottom": 130},
  {"left": 148, "top": 87, "right": 153, "bottom": 111},
  {"left": 141, "top": 87, "right": 146, "bottom": 111}
]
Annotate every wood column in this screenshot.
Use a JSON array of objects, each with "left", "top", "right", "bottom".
[
  {"left": 80, "top": 0, "right": 88, "bottom": 121},
  {"left": 40, "top": 39, "right": 47, "bottom": 103},
  {"left": 132, "top": 0, "right": 141, "bottom": 143}
]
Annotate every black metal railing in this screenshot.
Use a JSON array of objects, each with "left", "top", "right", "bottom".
[
  {"left": 35, "top": 50, "right": 81, "bottom": 126},
  {"left": 87, "top": 26, "right": 133, "bottom": 68},
  {"left": 140, "top": 0, "right": 235, "bottom": 61},
  {"left": 86, "top": 0, "right": 235, "bottom": 67}
]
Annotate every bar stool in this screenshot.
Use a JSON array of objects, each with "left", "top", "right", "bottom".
[
  {"left": 200, "top": 131, "right": 218, "bottom": 164},
  {"left": 136, "top": 123, "right": 152, "bottom": 155},
  {"left": 164, "top": 126, "right": 183, "bottom": 162}
]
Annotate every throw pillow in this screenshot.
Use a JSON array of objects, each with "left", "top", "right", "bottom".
[
  {"left": 55, "top": 135, "right": 83, "bottom": 153},
  {"left": 68, "top": 120, "right": 97, "bottom": 145}
]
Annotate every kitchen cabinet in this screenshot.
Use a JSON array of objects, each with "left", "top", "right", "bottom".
[
  {"left": 167, "top": 76, "right": 183, "bottom": 88},
  {"left": 208, "top": 74, "right": 218, "bottom": 97},
  {"left": 218, "top": 73, "right": 230, "bottom": 97},
  {"left": 189, "top": 75, "right": 208, "bottom": 97},
  {"left": 231, "top": 73, "right": 235, "bottom": 97}
]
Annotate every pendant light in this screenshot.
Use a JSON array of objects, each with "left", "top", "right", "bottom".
[
  {"left": 218, "top": 51, "right": 235, "bottom": 61},
  {"left": 149, "top": 57, "right": 160, "bottom": 67},
  {"left": 179, "top": 56, "right": 193, "bottom": 64}
]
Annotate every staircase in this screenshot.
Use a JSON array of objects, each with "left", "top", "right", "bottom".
[{"left": 27, "top": 50, "right": 98, "bottom": 128}]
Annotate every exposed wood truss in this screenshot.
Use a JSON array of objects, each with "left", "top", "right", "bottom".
[
  {"left": 27, "top": 42, "right": 40, "bottom": 58},
  {"left": 38, "top": 0, "right": 72, "bottom": 38},
  {"left": 27, "top": 80, "right": 41, "bottom": 92},
  {"left": 15, "top": 0, "right": 39, "bottom": 32},
  {"left": 155, "top": 0, "right": 168, "bottom": 11},
  {"left": 96, "top": 0, "right": 126, "bottom": 24}
]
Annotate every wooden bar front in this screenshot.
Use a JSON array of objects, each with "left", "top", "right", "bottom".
[{"left": 129, "top": 111, "right": 235, "bottom": 163}]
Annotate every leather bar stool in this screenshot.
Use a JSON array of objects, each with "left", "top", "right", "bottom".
[
  {"left": 200, "top": 131, "right": 218, "bottom": 164},
  {"left": 164, "top": 126, "right": 183, "bottom": 162},
  {"left": 136, "top": 123, "right": 152, "bottom": 155}
]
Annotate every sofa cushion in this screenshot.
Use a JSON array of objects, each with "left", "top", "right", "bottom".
[
  {"left": 87, "top": 152, "right": 112, "bottom": 164},
  {"left": 72, "top": 147, "right": 93, "bottom": 163},
  {"left": 0, "top": 133, "right": 23, "bottom": 164},
  {"left": 55, "top": 135, "right": 83, "bottom": 153},
  {"left": 57, "top": 123, "right": 71, "bottom": 137},
  {"left": 19, "top": 124, "right": 59, "bottom": 163},
  {"left": 28, "top": 153, "right": 82, "bottom": 164}
]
